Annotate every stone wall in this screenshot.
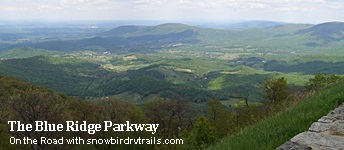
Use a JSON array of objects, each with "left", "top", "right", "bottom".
[{"left": 277, "top": 102, "right": 344, "bottom": 150}]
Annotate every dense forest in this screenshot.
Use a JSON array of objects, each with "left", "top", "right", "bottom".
[{"left": 0, "top": 73, "right": 341, "bottom": 149}]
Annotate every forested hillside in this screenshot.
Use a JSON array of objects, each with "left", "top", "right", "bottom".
[
  {"left": 1, "top": 72, "right": 342, "bottom": 149},
  {"left": 0, "top": 75, "right": 154, "bottom": 149}
]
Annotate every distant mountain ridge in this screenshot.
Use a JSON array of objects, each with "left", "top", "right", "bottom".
[
  {"left": 197, "top": 20, "right": 287, "bottom": 30},
  {"left": 3, "top": 21, "right": 344, "bottom": 53},
  {"left": 100, "top": 25, "right": 144, "bottom": 37},
  {"left": 100, "top": 23, "right": 198, "bottom": 37},
  {"left": 222, "top": 20, "right": 287, "bottom": 30},
  {"left": 297, "top": 22, "right": 344, "bottom": 41}
]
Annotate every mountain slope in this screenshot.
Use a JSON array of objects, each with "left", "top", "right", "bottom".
[
  {"left": 100, "top": 23, "right": 199, "bottom": 37},
  {"left": 0, "top": 56, "right": 109, "bottom": 97},
  {"left": 0, "top": 75, "right": 75, "bottom": 149},
  {"left": 208, "top": 79, "right": 344, "bottom": 149},
  {"left": 14, "top": 21, "right": 344, "bottom": 53},
  {"left": 100, "top": 25, "right": 146, "bottom": 37},
  {"left": 297, "top": 22, "right": 344, "bottom": 41},
  {"left": 28, "top": 23, "right": 201, "bottom": 52},
  {"left": 0, "top": 56, "right": 217, "bottom": 101}
]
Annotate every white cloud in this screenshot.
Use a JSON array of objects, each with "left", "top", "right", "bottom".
[
  {"left": 0, "top": 5, "right": 28, "bottom": 12},
  {"left": 278, "top": 7, "right": 313, "bottom": 12},
  {"left": 0, "top": 0, "right": 343, "bottom": 23},
  {"left": 60, "top": 0, "right": 85, "bottom": 6}
]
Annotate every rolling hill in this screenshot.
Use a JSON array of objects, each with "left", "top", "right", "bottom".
[
  {"left": 100, "top": 23, "right": 199, "bottom": 37},
  {"left": 0, "top": 47, "right": 61, "bottom": 59},
  {"left": 26, "top": 23, "right": 202, "bottom": 52},
  {"left": 221, "top": 20, "right": 287, "bottom": 30},
  {"left": 99, "top": 22, "right": 344, "bottom": 51},
  {"left": 0, "top": 21, "right": 339, "bottom": 53},
  {"left": 0, "top": 56, "right": 109, "bottom": 97},
  {"left": 297, "top": 22, "right": 344, "bottom": 42}
]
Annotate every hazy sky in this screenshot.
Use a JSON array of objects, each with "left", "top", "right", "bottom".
[{"left": 1, "top": 0, "right": 343, "bottom": 23}]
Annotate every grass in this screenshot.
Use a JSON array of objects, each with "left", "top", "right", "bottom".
[{"left": 208, "top": 79, "right": 344, "bottom": 150}]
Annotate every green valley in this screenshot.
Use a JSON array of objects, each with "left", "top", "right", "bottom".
[
  {"left": 1, "top": 20, "right": 344, "bottom": 150},
  {"left": 2, "top": 22, "right": 344, "bottom": 103}
]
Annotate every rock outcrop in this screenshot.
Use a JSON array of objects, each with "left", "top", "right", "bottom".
[{"left": 277, "top": 102, "right": 344, "bottom": 150}]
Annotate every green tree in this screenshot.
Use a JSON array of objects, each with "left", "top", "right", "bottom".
[
  {"left": 206, "top": 99, "right": 236, "bottom": 138},
  {"left": 183, "top": 116, "right": 217, "bottom": 150},
  {"left": 206, "top": 99, "right": 225, "bottom": 122},
  {"left": 235, "top": 86, "right": 251, "bottom": 108},
  {"left": 306, "top": 73, "right": 341, "bottom": 91},
  {"left": 262, "top": 77, "right": 290, "bottom": 106},
  {"left": 2, "top": 85, "right": 71, "bottom": 150},
  {"left": 95, "top": 98, "right": 152, "bottom": 150},
  {"left": 145, "top": 98, "right": 196, "bottom": 139}
]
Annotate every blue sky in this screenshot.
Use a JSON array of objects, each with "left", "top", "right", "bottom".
[{"left": 1, "top": 0, "right": 343, "bottom": 23}]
